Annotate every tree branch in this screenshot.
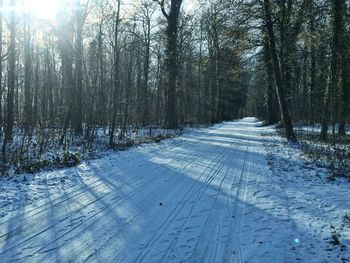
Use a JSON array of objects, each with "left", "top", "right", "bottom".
[{"left": 154, "top": 0, "right": 169, "bottom": 19}]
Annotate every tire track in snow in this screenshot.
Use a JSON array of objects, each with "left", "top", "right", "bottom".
[
  {"left": 0, "top": 136, "right": 203, "bottom": 258},
  {"left": 133, "top": 142, "right": 232, "bottom": 263},
  {"left": 225, "top": 145, "right": 249, "bottom": 263},
  {"left": 1, "top": 150, "right": 195, "bottom": 261},
  {"left": 7, "top": 173, "right": 164, "bottom": 262},
  {"left": 162, "top": 143, "right": 237, "bottom": 262},
  {"left": 190, "top": 143, "right": 238, "bottom": 263},
  {"left": 1, "top": 121, "right": 261, "bottom": 263},
  {"left": 0, "top": 142, "right": 183, "bottom": 225},
  {"left": 61, "top": 138, "right": 221, "bottom": 263},
  {"left": 91, "top": 140, "right": 230, "bottom": 262},
  {"left": 0, "top": 136, "right": 190, "bottom": 230},
  {"left": 10, "top": 134, "right": 220, "bottom": 262}
]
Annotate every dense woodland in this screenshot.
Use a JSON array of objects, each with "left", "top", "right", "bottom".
[{"left": 0, "top": 0, "right": 348, "bottom": 173}]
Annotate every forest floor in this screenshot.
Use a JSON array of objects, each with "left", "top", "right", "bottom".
[{"left": 0, "top": 118, "right": 349, "bottom": 262}]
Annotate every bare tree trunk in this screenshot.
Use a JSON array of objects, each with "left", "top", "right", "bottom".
[
  {"left": 336, "top": 0, "right": 348, "bottom": 136},
  {"left": 33, "top": 52, "right": 39, "bottom": 127},
  {"left": 2, "top": 0, "right": 17, "bottom": 156},
  {"left": 214, "top": 34, "right": 221, "bottom": 122},
  {"left": 142, "top": 16, "right": 151, "bottom": 126},
  {"left": 264, "top": 35, "right": 279, "bottom": 124},
  {"left": 154, "top": 45, "right": 162, "bottom": 124},
  {"left": 320, "top": 80, "right": 331, "bottom": 140},
  {"left": 74, "top": 0, "right": 84, "bottom": 134},
  {"left": 120, "top": 29, "right": 136, "bottom": 139},
  {"left": 109, "top": 0, "right": 121, "bottom": 146},
  {"left": 338, "top": 53, "right": 349, "bottom": 135},
  {"left": 263, "top": 0, "right": 297, "bottom": 142},
  {"left": 97, "top": 24, "right": 106, "bottom": 126},
  {"left": 209, "top": 42, "right": 215, "bottom": 123},
  {"left": 197, "top": 22, "right": 203, "bottom": 123},
  {"left": 321, "top": 0, "right": 345, "bottom": 141},
  {"left": 159, "top": 0, "right": 183, "bottom": 129},
  {"left": 308, "top": 1, "right": 316, "bottom": 125},
  {"left": 57, "top": 6, "right": 75, "bottom": 145},
  {"left": 0, "top": 0, "right": 3, "bottom": 136},
  {"left": 24, "top": 14, "right": 32, "bottom": 136}
]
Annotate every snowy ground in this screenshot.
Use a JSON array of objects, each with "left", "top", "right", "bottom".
[{"left": 0, "top": 118, "right": 349, "bottom": 262}]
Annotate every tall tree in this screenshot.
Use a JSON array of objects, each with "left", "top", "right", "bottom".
[
  {"left": 157, "top": 0, "right": 183, "bottom": 129},
  {"left": 57, "top": 4, "right": 75, "bottom": 145},
  {"left": 0, "top": 0, "right": 3, "bottom": 134},
  {"left": 109, "top": 0, "right": 121, "bottom": 146},
  {"left": 24, "top": 14, "right": 33, "bottom": 136},
  {"left": 2, "top": 0, "right": 17, "bottom": 155},
  {"left": 73, "top": 0, "right": 85, "bottom": 134},
  {"left": 308, "top": 0, "right": 316, "bottom": 125},
  {"left": 139, "top": 1, "right": 155, "bottom": 127},
  {"left": 263, "top": 35, "right": 279, "bottom": 125},
  {"left": 336, "top": 0, "right": 349, "bottom": 135},
  {"left": 320, "top": 0, "right": 347, "bottom": 141},
  {"left": 263, "top": 0, "right": 297, "bottom": 142}
]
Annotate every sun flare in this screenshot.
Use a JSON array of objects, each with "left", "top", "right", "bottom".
[{"left": 23, "top": 0, "right": 60, "bottom": 20}]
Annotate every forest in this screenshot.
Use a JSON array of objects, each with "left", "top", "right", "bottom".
[
  {"left": 0, "top": 0, "right": 349, "bottom": 262},
  {"left": 0, "top": 0, "right": 347, "bottom": 174}
]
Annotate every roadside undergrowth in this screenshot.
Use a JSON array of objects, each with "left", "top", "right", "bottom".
[
  {"left": 0, "top": 128, "right": 179, "bottom": 177},
  {"left": 292, "top": 127, "right": 350, "bottom": 181}
]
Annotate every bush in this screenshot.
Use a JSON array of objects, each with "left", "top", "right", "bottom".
[
  {"left": 60, "top": 152, "right": 81, "bottom": 167},
  {"left": 124, "top": 139, "right": 135, "bottom": 148},
  {"left": 17, "top": 158, "right": 50, "bottom": 174},
  {"left": 154, "top": 134, "right": 174, "bottom": 142},
  {"left": 112, "top": 139, "right": 136, "bottom": 150}
]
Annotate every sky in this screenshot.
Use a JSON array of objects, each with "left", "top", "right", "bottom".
[
  {"left": 0, "top": 0, "right": 201, "bottom": 22},
  {"left": 183, "top": 0, "right": 200, "bottom": 14}
]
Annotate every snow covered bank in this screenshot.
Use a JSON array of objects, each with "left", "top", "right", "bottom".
[{"left": 0, "top": 126, "right": 181, "bottom": 176}]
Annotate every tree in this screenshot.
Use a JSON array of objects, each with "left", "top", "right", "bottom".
[
  {"left": 2, "top": 0, "right": 17, "bottom": 155},
  {"left": 109, "top": 0, "right": 121, "bottom": 146},
  {"left": 24, "top": 14, "right": 33, "bottom": 136},
  {"left": 157, "top": 0, "right": 183, "bottom": 129},
  {"left": 320, "top": 0, "right": 347, "bottom": 141},
  {"left": 139, "top": 1, "right": 156, "bottom": 127},
  {"left": 336, "top": 0, "right": 349, "bottom": 136},
  {"left": 308, "top": 0, "right": 316, "bottom": 125},
  {"left": 263, "top": 35, "right": 279, "bottom": 124},
  {"left": 57, "top": 3, "right": 75, "bottom": 145},
  {"left": 263, "top": 0, "right": 297, "bottom": 142},
  {"left": 0, "top": 0, "right": 3, "bottom": 135},
  {"left": 73, "top": 0, "right": 85, "bottom": 135}
]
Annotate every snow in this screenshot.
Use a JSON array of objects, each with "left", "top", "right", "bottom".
[
  {"left": 294, "top": 124, "right": 350, "bottom": 136},
  {"left": 0, "top": 118, "right": 349, "bottom": 262}
]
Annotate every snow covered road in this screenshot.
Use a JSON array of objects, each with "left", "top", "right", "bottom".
[{"left": 0, "top": 118, "right": 349, "bottom": 262}]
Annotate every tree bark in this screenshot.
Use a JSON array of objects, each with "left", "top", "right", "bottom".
[
  {"left": 74, "top": 0, "right": 84, "bottom": 134},
  {"left": 3, "top": 0, "right": 16, "bottom": 155},
  {"left": 109, "top": 0, "right": 121, "bottom": 146},
  {"left": 264, "top": 35, "right": 279, "bottom": 124},
  {"left": 0, "top": 0, "right": 3, "bottom": 135},
  {"left": 263, "top": 0, "right": 297, "bottom": 142},
  {"left": 142, "top": 15, "right": 151, "bottom": 126},
  {"left": 308, "top": 1, "right": 316, "bottom": 125},
  {"left": 321, "top": 0, "right": 346, "bottom": 140},
  {"left": 24, "top": 14, "right": 32, "bottom": 136},
  {"left": 159, "top": 0, "right": 183, "bottom": 129},
  {"left": 336, "top": 0, "right": 348, "bottom": 136}
]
